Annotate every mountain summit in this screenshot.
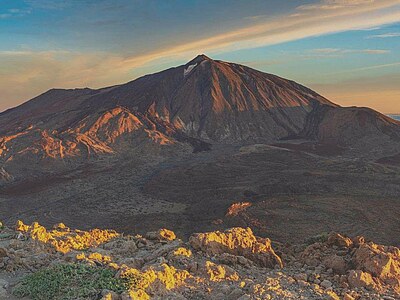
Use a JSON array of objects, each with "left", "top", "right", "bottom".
[{"left": 0, "top": 55, "right": 399, "bottom": 176}]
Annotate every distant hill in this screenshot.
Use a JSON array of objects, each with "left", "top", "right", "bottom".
[{"left": 389, "top": 115, "right": 400, "bottom": 121}]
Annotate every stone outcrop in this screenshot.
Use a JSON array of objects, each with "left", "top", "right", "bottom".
[
  {"left": 189, "top": 227, "right": 283, "bottom": 268},
  {"left": 300, "top": 231, "right": 400, "bottom": 294},
  {"left": 353, "top": 242, "right": 400, "bottom": 289},
  {"left": 347, "top": 270, "right": 378, "bottom": 290},
  {"left": 0, "top": 222, "right": 399, "bottom": 299}
]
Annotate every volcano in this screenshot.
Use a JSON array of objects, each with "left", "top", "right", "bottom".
[{"left": 1, "top": 54, "right": 399, "bottom": 168}]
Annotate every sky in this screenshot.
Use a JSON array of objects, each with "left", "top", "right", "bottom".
[{"left": 0, "top": 0, "right": 399, "bottom": 113}]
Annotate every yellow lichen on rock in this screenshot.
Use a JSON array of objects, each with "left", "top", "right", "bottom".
[
  {"left": 118, "top": 263, "right": 190, "bottom": 298},
  {"left": 123, "top": 289, "right": 150, "bottom": 300},
  {"left": 159, "top": 229, "right": 176, "bottom": 241},
  {"left": 206, "top": 261, "right": 239, "bottom": 282},
  {"left": 15, "top": 220, "right": 119, "bottom": 253},
  {"left": 173, "top": 247, "right": 192, "bottom": 257},
  {"left": 145, "top": 228, "right": 176, "bottom": 241},
  {"left": 76, "top": 252, "right": 112, "bottom": 265},
  {"left": 15, "top": 220, "right": 29, "bottom": 232}
]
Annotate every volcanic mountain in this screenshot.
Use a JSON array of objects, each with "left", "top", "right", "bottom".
[{"left": 1, "top": 55, "right": 399, "bottom": 171}]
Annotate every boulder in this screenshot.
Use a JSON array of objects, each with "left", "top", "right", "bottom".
[
  {"left": 320, "top": 279, "right": 332, "bottom": 289},
  {"left": 327, "top": 232, "right": 353, "bottom": 248},
  {"left": 325, "top": 290, "right": 340, "bottom": 300},
  {"left": 323, "top": 254, "right": 347, "bottom": 274},
  {"left": 347, "top": 270, "right": 377, "bottom": 290},
  {"left": 353, "top": 243, "right": 400, "bottom": 280},
  {"left": 0, "top": 248, "right": 7, "bottom": 259},
  {"left": 146, "top": 229, "right": 176, "bottom": 241},
  {"left": 189, "top": 227, "right": 283, "bottom": 268},
  {"left": 0, "top": 279, "right": 9, "bottom": 299},
  {"left": 205, "top": 261, "right": 239, "bottom": 282},
  {"left": 101, "top": 289, "right": 121, "bottom": 300}
]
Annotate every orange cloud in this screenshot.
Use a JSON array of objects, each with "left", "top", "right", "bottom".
[{"left": 310, "top": 73, "right": 400, "bottom": 113}]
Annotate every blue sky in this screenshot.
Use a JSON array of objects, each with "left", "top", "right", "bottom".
[{"left": 0, "top": 0, "right": 399, "bottom": 113}]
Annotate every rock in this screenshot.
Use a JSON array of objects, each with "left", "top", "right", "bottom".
[
  {"left": 327, "top": 232, "right": 353, "bottom": 248},
  {"left": 325, "top": 290, "right": 340, "bottom": 300},
  {"left": 294, "top": 273, "right": 308, "bottom": 282},
  {"left": 352, "top": 236, "right": 365, "bottom": 247},
  {"left": 343, "top": 293, "right": 355, "bottom": 300},
  {"left": 187, "top": 261, "right": 199, "bottom": 273},
  {"left": 101, "top": 289, "right": 121, "bottom": 300},
  {"left": 0, "top": 279, "right": 9, "bottom": 299},
  {"left": 217, "top": 253, "right": 253, "bottom": 268},
  {"left": 206, "top": 261, "right": 239, "bottom": 282},
  {"left": 189, "top": 227, "right": 283, "bottom": 268},
  {"left": 146, "top": 229, "right": 176, "bottom": 241},
  {"left": 321, "top": 279, "right": 332, "bottom": 289},
  {"left": 0, "top": 248, "right": 7, "bottom": 258},
  {"left": 347, "top": 270, "right": 377, "bottom": 290},
  {"left": 323, "top": 254, "right": 347, "bottom": 274},
  {"left": 353, "top": 242, "right": 400, "bottom": 281},
  {"left": 213, "top": 293, "right": 226, "bottom": 300},
  {"left": 227, "top": 288, "right": 244, "bottom": 300},
  {"left": 143, "top": 240, "right": 182, "bottom": 263},
  {"left": 220, "top": 284, "right": 231, "bottom": 294}
]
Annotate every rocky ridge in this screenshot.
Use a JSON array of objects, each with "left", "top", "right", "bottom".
[{"left": 0, "top": 221, "right": 399, "bottom": 299}]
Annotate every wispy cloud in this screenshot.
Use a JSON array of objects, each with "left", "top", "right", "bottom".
[
  {"left": 0, "top": 8, "right": 31, "bottom": 19},
  {"left": 367, "top": 32, "right": 400, "bottom": 38},
  {"left": 297, "top": 0, "right": 376, "bottom": 11},
  {"left": 23, "top": 0, "right": 70, "bottom": 10},
  {"left": 328, "top": 62, "right": 400, "bottom": 74},
  {"left": 310, "top": 48, "right": 390, "bottom": 55}
]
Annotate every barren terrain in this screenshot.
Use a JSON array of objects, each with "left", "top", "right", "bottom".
[{"left": 1, "top": 142, "right": 400, "bottom": 247}]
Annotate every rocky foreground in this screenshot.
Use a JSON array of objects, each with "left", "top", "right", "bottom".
[{"left": 0, "top": 221, "right": 399, "bottom": 300}]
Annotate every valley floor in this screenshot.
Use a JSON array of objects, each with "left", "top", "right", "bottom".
[{"left": 1, "top": 142, "right": 400, "bottom": 246}]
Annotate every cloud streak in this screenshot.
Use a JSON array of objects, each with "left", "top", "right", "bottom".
[
  {"left": 310, "top": 48, "right": 390, "bottom": 54},
  {"left": 367, "top": 32, "right": 400, "bottom": 38},
  {"left": 0, "top": 8, "right": 31, "bottom": 19},
  {"left": 328, "top": 62, "right": 400, "bottom": 74}
]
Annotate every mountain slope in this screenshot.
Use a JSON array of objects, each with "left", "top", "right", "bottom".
[{"left": 81, "top": 54, "right": 338, "bottom": 141}]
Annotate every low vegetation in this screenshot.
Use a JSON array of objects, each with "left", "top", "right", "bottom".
[
  {"left": 13, "top": 263, "right": 129, "bottom": 300},
  {"left": 305, "top": 232, "right": 329, "bottom": 245}
]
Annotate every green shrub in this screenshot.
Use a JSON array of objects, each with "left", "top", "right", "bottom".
[{"left": 13, "top": 263, "right": 129, "bottom": 300}]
